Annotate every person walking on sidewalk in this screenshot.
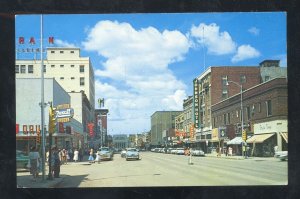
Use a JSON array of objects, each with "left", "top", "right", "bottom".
[
  {"left": 95, "top": 150, "right": 101, "bottom": 164},
  {"left": 88, "top": 148, "right": 95, "bottom": 163},
  {"left": 51, "top": 146, "right": 61, "bottom": 178},
  {"left": 73, "top": 149, "right": 79, "bottom": 162},
  {"left": 28, "top": 146, "right": 40, "bottom": 181}
]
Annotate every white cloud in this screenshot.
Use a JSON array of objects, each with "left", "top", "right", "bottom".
[
  {"left": 231, "top": 45, "right": 260, "bottom": 63},
  {"left": 86, "top": 21, "right": 190, "bottom": 133},
  {"left": 55, "top": 39, "right": 77, "bottom": 48},
  {"left": 248, "top": 27, "right": 260, "bottom": 36},
  {"left": 190, "top": 23, "right": 237, "bottom": 55}
]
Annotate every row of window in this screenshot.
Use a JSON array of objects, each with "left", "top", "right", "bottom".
[
  {"left": 213, "top": 100, "right": 272, "bottom": 127},
  {"left": 15, "top": 64, "right": 85, "bottom": 74},
  {"left": 50, "top": 50, "right": 75, "bottom": 54}
]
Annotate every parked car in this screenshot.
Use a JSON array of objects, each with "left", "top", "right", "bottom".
[
  {"left": 121, "top": 149, "right": 127, "bottom": 158},
  {"left": 125, "top": 148, "right": 140, "bottom": 161},
  {"left": 99, "top": 147, "right": 113, "bottom": 160},
  {"left": 171, "top": 148, "right": 178, "bottom": 154},
  {"left": 176, "top": 148, "right": 185, "bottom": 155},
  {"left": 274, "top": 151, "right": 288, "bottom": 161},
  {"left": 191, "top": 148, "right": 205, "bottom": 156},
  {"left": 16, "top": 150, "right": 29, "bottom": 170}
]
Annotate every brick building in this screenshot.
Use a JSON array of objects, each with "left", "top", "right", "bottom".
[{"left": 211, "top": 78, "right": 288, "bottom": 156}]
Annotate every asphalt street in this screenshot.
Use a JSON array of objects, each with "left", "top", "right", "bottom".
[{"left": 52, "top": 152, "right": 287, "bottom": 187}]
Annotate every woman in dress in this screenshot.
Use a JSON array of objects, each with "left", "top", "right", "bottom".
[
  {"left": 88, "top": 148, "right": 94, "bottom": 163},
  {"left": 95, "top": 150, "right": 101, "bottom": 164},
  {"left": 28, "top": 146, "right": 40, "bottom": 181},
  {"left": 73, "top": 149, "right": 79, "bottom": 162}
]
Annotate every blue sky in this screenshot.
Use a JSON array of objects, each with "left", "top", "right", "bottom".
[{"left": 15, "top": 12, "right": 286, "bottom": 135}]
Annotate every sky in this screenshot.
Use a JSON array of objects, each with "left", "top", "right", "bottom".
[{"left": 15, "top": 12, "right": 287, "bottom": 135}]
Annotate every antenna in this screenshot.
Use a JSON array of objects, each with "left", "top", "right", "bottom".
[{"left": 203, "top": 26, "right": 206, "bottom": 71}]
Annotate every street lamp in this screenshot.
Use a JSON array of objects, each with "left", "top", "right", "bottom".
[{"left": 226, "top": 80, "right": 245, "bottom": 157}]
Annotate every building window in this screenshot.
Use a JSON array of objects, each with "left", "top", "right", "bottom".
[
  {"left": 15, "top": 65, "right": 19, "bottom": 73},
  {"left": 51, "top": 65, "right": 55, "bottom": 68},
  {"left": 60, "top": 51, "right": 64, "bottom": 54},
  {"left": 71, "top": 77, "right": 75, "bottom": 80},
  {"left": 60, "top": 65, "right": 64, "bottom": 67},
  {"left": 21, "top": 65, "right": 26, "bottom": 73},
  {"left": 222, "top": 76, "right": 228, "bottom": 99},
  {"left": 240, "top": 75, "right": 246, "bottom": 84},
  {"left": 80, "top": 65, "right": 85, "bottom": 73},
  {"left": 70, "top": 51, "right": 74, "bottom": 53},
  {"left": 60, "top": 77, "right": 64, "bottom": 80},
  {"left": 223, "top": 114, "right": 227, "bottom": 125},
  {"left": 258, "top": 103, "right": 261, "bottom": 113},
  {"left": 80, "top": 77, "right": 85, "bottom": 86},
  {"left": 51, "top": 51, "right": 55, "bottom": 53},
  {"left": 247, "top": 106, "right": 251, "bottom": 120},
  {"left": 265, "top": 76, "right": 270, "bottom": 81},
  {"left": 71, "top": 65, "right": 74, "bottom": 67},
  {"left": 28, "top": 65, "right": 34, "bottom": 73},
  {"left": 43, "top": 65, "right": 46, "bottom": 73},
  {"left": 266, "top": 100, "right": 272, "bottom": 116},
  {"left": 227, "top": 112, "right": 231, "bottom": 124}
]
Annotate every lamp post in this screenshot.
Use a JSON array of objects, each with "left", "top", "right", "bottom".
[{"left": 226, "top": 81, "right": 244, "bottom": 157}]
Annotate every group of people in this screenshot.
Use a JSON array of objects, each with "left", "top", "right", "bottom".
[{"left": 88, "top": 148, "right": 101, "bottom": 164}]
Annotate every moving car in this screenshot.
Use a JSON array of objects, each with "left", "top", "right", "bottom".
[
  {"left": 121, "top": 149, "right": 127, "bottom": 158},
  {"left": 191, "top": 148, "right": 205, "bottom": 156},
  {"left": 274, "top": 151, "right": 288, "bottom": 161},
  {"left": 16, "top": 150, "right": 29, "bottom": 170},
  {"left": 99, "top": 147, "right": 113, "bottom": 160},
  {"left": 125, "top": 148, "right": 140, "bottom": 161}
]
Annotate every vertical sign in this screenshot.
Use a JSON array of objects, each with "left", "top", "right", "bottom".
[
  {"left": 193, "top": 78, "right": 200, "bottom": 129},
  {"left": 16, "top": 124, "right": 19, "bottom": 134},
  {"left": 190, "top": 124, "right": 195, "bottom": 141}
]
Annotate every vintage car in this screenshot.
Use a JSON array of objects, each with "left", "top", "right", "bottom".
[
  {"left": 125, "top": 148, "right": 140, "bottom": 161},
  {"left": 121, "top": 149, "right": 127, "bottom": 158},
  {"left": 274, "top": 151, "right": 288, "bottom": 161},
  {"left": 99, "top": 147, "right": 113, "bottom": 161},
  {"left": 176, "top": 148, "right": 185, "bottom": 155},
  {"left": 16, "top": 150, "right": 29, "bottom": 170},
  {"left": 191, "top": 148, "right": 205, "bottom": 156}
]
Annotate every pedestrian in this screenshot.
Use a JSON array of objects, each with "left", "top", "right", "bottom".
[
  {"left": 95, "top": 150, "right": 101, "bottom": 164},
  {"left": 52, "top": 146, "right": 61, "bottom": 178},
  {"left": 73, "top": 148, "right": 79, "bottom": 162},
  {"left": 88, "top": 148, "right": 94, "bottom": 163},
  {"left": 61, "top": 149, "right": 67, "bottom": 165},
  {"left": 242, "top": 144, "right": 246, "bottom": 158},
  {"left": 69, "top": 148, "right": 73, "bottom": 161},
  {"left": 228, "top": 146, "right": 233, "bottom": 156},
  {"left": 66, "top": 150, "right": 70, "bottom": 162},
  {"left": 79, "top": 148, "right": 83, "bottom": 162},
  {"left": 28, "top": 146, "right": 40, "bottom": 181}
]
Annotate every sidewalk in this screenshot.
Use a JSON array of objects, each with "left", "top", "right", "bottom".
[
  {"left": 17, "top": 158, "right": 91, "bottom": 188},
  {"left": 205, "top": 153, "right": 275, "bottom": 161}
]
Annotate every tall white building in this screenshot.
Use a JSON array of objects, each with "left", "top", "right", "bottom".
[{"left": 16, "top": 47, "right": 96, "bottom": 147}]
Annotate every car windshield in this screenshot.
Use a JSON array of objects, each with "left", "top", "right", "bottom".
[
  {"left": 100, "top": 147, "right": 109, "bottom": 151},
  {"left": 127, "top": 148, "right": 137, "bottom": 152}
]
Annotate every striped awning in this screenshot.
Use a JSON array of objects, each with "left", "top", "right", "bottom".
[
  {"left": 280, "top": 132, "right": 288, "bottom": 143},
  {"left": 246, "top": 133, "right": 275, "bottom": 143}
]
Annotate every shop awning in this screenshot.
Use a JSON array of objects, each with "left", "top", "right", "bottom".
[
  {"left": 246, "top": 133, "right": 274, "bottom": 143},
  {"left": 227, "top": 137, "right": 243, "bottom": 145},
  {"left": 280, "top": 132, "right": 288, "bottom": 143}
]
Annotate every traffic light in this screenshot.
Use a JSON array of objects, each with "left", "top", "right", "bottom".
[
  {"left": 49, "top": 103, "right": 56, "bottom": 134},
  {"left": 242, "top": 130, "right": 247, "bottom": 141}
]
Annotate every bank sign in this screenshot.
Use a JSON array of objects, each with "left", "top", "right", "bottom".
[{"left": 55, "top": 108, "right": 74, "bottom": 119}]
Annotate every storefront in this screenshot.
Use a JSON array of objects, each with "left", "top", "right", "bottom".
[{"left": 247, "top": 120, "right": 287, "bottom": 157}]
